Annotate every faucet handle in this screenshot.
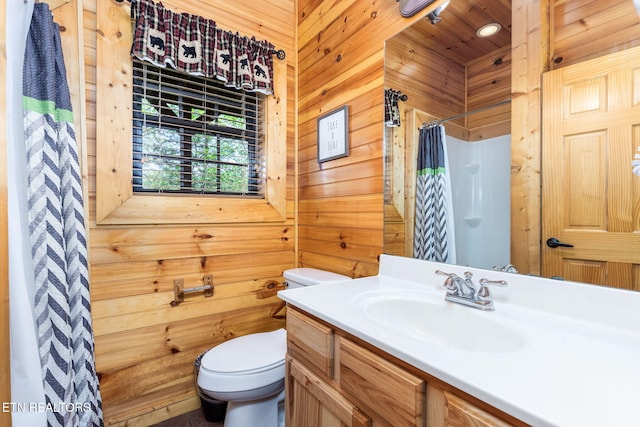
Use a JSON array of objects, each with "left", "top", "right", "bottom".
[
  {"left": 477, "top": 278, "right": 508, "bottom": 302},
  {"left": 479, "top": 278, "right": 508, "bottom": 287},
  {"left": 435, "top": 269, "right": 455, "bottom": 277},
  {"left": 436, "top": 270, "right": 463, "bottom": 295}
]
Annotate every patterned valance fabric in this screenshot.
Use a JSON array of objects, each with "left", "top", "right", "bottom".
[
  {"left": 131, "top": 0, "right": 275, "bottom": 95},
  {"left": 384, "top": 88, "right": 405, "bottom": 127}
]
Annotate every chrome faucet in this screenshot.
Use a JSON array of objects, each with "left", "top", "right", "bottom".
[{"left": 435, "top": 270, "right": 507, "bottom": 311}]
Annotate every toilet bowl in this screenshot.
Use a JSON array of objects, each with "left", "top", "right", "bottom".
[{"left": 197, "top": 268, "right": 350, "bottom": 427}]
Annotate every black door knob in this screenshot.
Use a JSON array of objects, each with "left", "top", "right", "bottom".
[{"left": 546, "top": 237, "right": 574, "bottom": 248}]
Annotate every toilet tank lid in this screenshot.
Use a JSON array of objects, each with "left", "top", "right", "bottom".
[
  {"left": 283, "top": 268, "right": 351, "bottom": 286},
  {"left": 201, "top": 329, "right": 286, "bottom": 374}
]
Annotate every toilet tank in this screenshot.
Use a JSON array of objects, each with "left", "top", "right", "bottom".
[{"left": 283, "top": 268, "right": 351, "bottom": 289}]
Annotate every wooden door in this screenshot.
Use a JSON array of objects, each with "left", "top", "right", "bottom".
[{"left": 542, "top": 46, "right": 640, "bottom": 290}]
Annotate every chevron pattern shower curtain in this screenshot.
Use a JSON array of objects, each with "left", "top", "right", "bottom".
[
  {"left": 413, "top": 124, "right": 454, "bottom": 262},
  {"left": 23, "top": 4, "right": 103, "bottom": 426}
]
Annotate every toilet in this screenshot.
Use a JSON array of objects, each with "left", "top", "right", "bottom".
[{"left": 197, "top": 268, "right": 351, "bottom": 427}]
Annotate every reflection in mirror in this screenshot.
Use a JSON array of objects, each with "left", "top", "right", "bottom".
[{"left": 383, "top": 2, "right": 513, "bottom": 270}]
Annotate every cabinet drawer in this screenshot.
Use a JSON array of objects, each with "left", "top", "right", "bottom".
[
  {"left": 445, "top": 391, "right": 513, "bottom": 427},
  {"left": 339, "top": 337, "right": 425, "bottom": 426},
  {"left": 286, "top": 308, "right": 334, "bottom": 378}
]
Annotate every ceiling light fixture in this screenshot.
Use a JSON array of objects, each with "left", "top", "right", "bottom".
[
  {"left": 426, "top": 0, "right": 450, "bottom": 24},
  {"left": 476, "top": 23, "right": 501, "bottom": 38}
]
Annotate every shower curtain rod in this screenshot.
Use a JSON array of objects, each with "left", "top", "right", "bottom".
[{"left": 422, "top": 99, "right": 512, "bottom": 128}]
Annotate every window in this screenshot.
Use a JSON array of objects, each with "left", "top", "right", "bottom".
[
  {"left": 132, "top": 59, "right": 265, "bottom": 196},
  {"left": 96, "top": 1, "right": 286, "bottom": 225}
]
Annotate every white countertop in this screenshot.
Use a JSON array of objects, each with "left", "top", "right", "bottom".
[{"left": 278, "top": 255, "right": 640, "bottom": 427}]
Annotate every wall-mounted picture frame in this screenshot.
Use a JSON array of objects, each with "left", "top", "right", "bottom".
[{"left": 317, "top": 105, "right": 349, "bottom": 163}]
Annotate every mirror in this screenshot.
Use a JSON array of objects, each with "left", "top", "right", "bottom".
[{"left": 383, "top": 0, "right": 513, "bottom": 270}]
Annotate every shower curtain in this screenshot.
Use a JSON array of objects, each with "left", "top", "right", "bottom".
[
  {"left": 9, "top": 2, "right": 103, "bottom": 426},
  {"left": 8, "top": 1, "right": 46, "bottom": 426},
  {"left": 413, "top": 124, "right": 456, "bottom": 263}
]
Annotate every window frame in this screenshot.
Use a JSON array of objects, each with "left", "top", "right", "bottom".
[{"left": 96, "top": 2, "right": 286, "bottom": 225}]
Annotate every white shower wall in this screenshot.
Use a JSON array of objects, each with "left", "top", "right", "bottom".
[
  {"left": 446, "top": 134, "right": 511, "bottom": 269},
  {"left": 7, "top": 1, "right": 48, "bottom": 426}
]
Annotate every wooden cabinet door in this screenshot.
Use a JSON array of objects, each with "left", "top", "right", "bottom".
[
  {"left": 339, "top": 337, "right": 425, "bottom": 427},
  {"left": 542, "top": 46, "right": 640, "bottom": 289},
  {"left": 286, "top": 356, "right": 371, "bottom": 427}
]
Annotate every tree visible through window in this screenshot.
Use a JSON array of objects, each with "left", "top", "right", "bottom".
[{"left": 132, "top": 59, "right": 265, "bottom": 196}]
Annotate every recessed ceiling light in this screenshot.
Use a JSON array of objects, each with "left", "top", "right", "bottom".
[{"left": 476, "top": 23, "right": 501, "bottom": 38}]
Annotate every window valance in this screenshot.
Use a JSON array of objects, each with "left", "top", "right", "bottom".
[
  {"left": 131, "top": 0, "right": 275, "bottom": 95},
  {"left": 385, "top": 89, "right": 407, "bottom": 127}
]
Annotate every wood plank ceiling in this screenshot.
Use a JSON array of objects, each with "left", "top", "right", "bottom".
[{"left": 402, "top": 0, "right": 512, "bottom": 65}]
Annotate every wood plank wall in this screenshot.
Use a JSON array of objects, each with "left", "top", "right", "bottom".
[
  {"left": 296, "top": 0, "right": 448, "bottom": 277},
  {"left": 79, "top": 0, "right": 295, "bottom": 424},
  {"left": 510, "top": 0, "right": 548, "bottom": 275},
  {"left": 466, "top": 45, "right": 512, "bottom": 141},
  {"left": 385, "top": 31, "right": 511, "bottom": 141},
  {"left": 551, "top": 0, "right": 640, "bottom": 69},
  {"left": 384, "top": 28, "right": 466, "bottom": 128}
]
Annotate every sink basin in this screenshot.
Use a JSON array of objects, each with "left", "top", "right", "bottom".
[{"left": 356, "top": 292, "right": 526, "bottom": 353}]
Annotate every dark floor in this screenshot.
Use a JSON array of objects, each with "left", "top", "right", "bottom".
[{"left": 150, "top": 408, "right": 223, "bottom": 427}]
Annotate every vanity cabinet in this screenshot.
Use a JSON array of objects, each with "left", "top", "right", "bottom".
[{"left": 285, "top": 307, "right": 525, "bottom": 427}]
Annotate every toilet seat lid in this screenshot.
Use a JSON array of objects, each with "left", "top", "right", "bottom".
[{"left": 201, "top": 329, "right": 286, "bottom": 374}]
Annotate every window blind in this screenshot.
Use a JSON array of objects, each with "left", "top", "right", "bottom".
[{"left": 132, "top": 58, "right": 266, "bottom": 196}]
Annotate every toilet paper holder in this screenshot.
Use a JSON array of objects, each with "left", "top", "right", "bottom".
[{"left": 171, "top": 274, "right": 214, "bottom": 306}]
